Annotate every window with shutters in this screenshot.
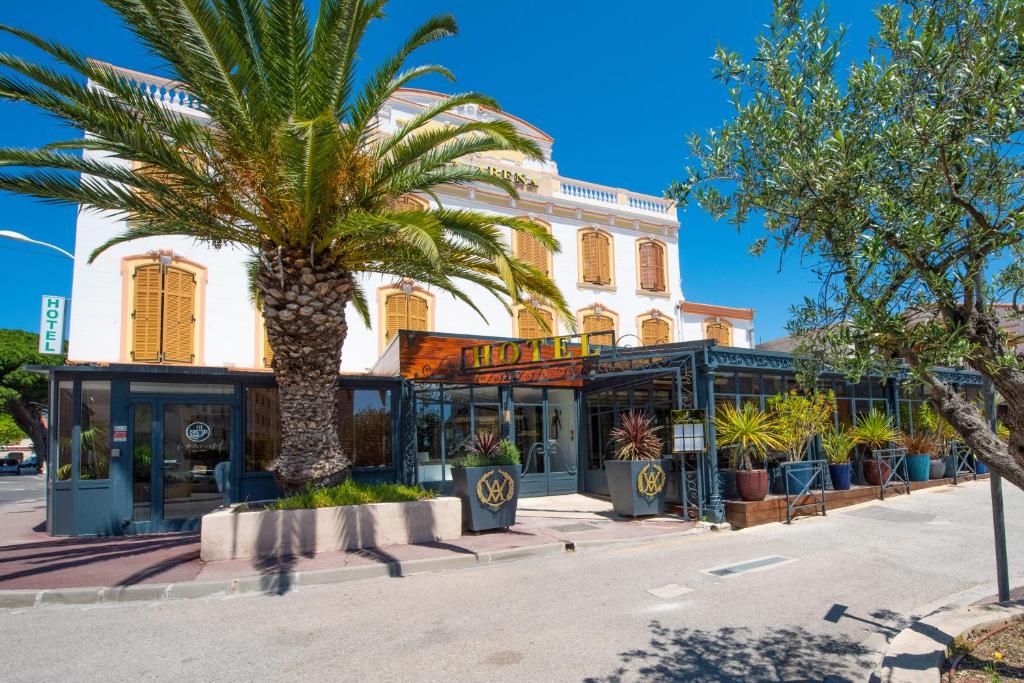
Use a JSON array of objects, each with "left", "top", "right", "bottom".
[
  {"left": 579, "top": 229, "right": 613, "bottom": 286},
  {"left": 381, "top": 289, "right": 432, "bottom": 349},
  {"left": 640, "top": 317, "right": 671, "bottom": 346},
  {"left": 704, "top": 318, "right": 733, "bottom": 346},
  {"left": 514, "top": 220, "right": 551, "bottom": 276},
  {"left": 387, "top": 194, "right": 428, "bottom": 212},
  {"left": 637, "top": 240, "right": 667, "bottom": 293},
  {"left": 129, "top": 261, "right": 198, "bottom": 364},
  {"left": 515, "top": 308, "right": 554, "bottom": 339}
]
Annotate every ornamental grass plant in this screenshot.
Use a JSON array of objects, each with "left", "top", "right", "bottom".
[
  {"left": 270, "top": 480, "right": 436, "bottom": 511},
  {"left": 610, "top": 411, "right": 664, "bottom": 461},
  {"left": 714, "top": 403, "right": 783, "bottom": 470},
  {"left": 821, "top": 429, "right": 856, "bottom": 464},
  {"left": 850, "top": 409, "right": 898, "bottom": 452},
  {"left": 458, "top": 434, "right": 521, "bottom": 467},
  {"left": 899, "top": 431, "right": 939, "bottom": 456}
]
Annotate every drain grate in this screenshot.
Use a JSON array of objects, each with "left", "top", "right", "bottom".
[
  {"left": 552, "top": 522, "right": 599, "bottom": 533},
  {"left": 704, "top": 555, "right": 791, "bottom": 577}
]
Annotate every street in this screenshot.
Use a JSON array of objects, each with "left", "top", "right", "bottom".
[
  {"left": 0, "top": 472, "right": 44, "bottom": 506},
  {"left": 0, "top": 479, "right": 1019, "bottom": 682}
]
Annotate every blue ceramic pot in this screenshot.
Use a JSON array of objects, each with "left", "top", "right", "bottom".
[
  {"left": 784, "top": 461, "right": 816, "bottom": 494},
  {"left": 906, "top": 454, "right": 931, "bottom": 482},
  {"left": 976, "top": 459, "right": 988, "bottom": 475},
  {"left": 829, "top": 463, "right": 852, "bottom": 490}
]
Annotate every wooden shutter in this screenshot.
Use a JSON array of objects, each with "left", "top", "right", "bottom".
[
  {"left": 131, "top": 264, "right": 163, "bottom": 362},
  {"left": 706, "top": 321, "right": 732, "bottom": 346},
  {"left": 583, "top": 314, "right": 614, "bottom": 335},
  {"left": 582, "top": 232, "right": 599, "bottom": 283},
  {"left": 384, "top": 294, "right": 405, "bottom": 345},
  {"left": 517, "top": 229, "right": 548, "bottom": 275},
  {"left": 639, "top": 242, "right": 665, "bottom": 292},
  {"left": 597, "top": 233, "right": 611, "bottom": 285},
  {"left": 641, "top": 318, "right": 670, "bottom": 346},
  {"left": 161, "top": 266, "right": 196, "bottom": 363},
  {"left": 517, "top": 309, "right": 552, "bottom": 339},
  {"left": 407, "top": 295, "right": 428, "bottom": 331},
  {"left": 262, "top": 326, "right": 274, "bottom": 367}
]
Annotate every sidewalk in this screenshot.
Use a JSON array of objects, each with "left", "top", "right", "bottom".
[{"left": 0, "top": 494, "right": 699, "bottom": 594}]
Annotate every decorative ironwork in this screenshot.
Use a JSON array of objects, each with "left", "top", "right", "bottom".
[
  {"left": 781, "top": 460, "right": 827, "bottom": 524},
  {"left": 871, "top": 447, "right": 910, "bottom": 500},
  {"left": 476, "top": 468, "right": 516, "bottom": 510},
  {"left": 637, "top": 462, "right": 667, "bottom": 500},
  {"left": 952, "top": 442, "right": 977, "bottom": 484},
  {"left": 399, "top": 382, "right": 418, "bottom": 485}
]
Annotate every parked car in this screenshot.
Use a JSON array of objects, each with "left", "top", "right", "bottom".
[
  {"left": 0, "top": 456, "right": 20, "bottom": 475},
  {"left": 18, "top": 456, "right": 38, "bottom": 473}
]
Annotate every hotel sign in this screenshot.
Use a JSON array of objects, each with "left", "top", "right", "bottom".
[
  {"left": 461, "top": 332, "right": 612, "bottom": 372},
  {"left": 38, "top": 295, "right": 66, "bottom": 354},
  {"left": 483, "top": 166, "right": 538, "bottom": 188}
]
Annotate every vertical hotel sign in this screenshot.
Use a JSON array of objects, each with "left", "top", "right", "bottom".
[{"left": 38, "top": 295, "right": 66, "bottom": 354}]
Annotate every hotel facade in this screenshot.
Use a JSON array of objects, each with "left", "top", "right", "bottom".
[{"left": 42, "top": 64, "right": 978, "bottom": 537}]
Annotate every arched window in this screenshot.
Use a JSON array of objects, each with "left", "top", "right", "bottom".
[
  {"left": 704, "top": 318, "right": 733, "bottom": 346},
  {"left": 516, "top": 308, "right": 554, "bottom": 339},
  {"left": 580, "top": 305, "right": 617, "bottom": 344},
  {"left": 131, "top": 262, "right": 197, "bottom": 364},
  {"left": 383, "top": 290, "right": 430, "bottom": 347},
  {"left": 637, "top": 240, "right": 667, "bottom": 293},
  {"left": 387, "top": 194, "right": 428, "bottom": 212},
  {"left": 515, "top": 220, "right": 551, "bottom": 276},
  {"left": 580, "top": 229, "right": 613, "bottom": 286},
  {"left": 640, "top": 317, "right": 671, "bottom": 346}
]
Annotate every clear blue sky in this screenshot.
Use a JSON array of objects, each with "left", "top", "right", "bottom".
[{"left": 0, "top": 0, "right": 878, "bottom": 343}]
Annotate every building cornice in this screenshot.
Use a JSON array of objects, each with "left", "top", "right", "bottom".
[{"left": 679, "top": 301, "right": 755, "bottom": 320}]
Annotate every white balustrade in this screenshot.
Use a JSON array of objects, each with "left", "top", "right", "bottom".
[{"left": 558, "top": 181, "right": 617, "bottom": 205}]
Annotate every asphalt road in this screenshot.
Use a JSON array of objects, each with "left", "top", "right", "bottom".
[
  {"left": 0, "top": 479, "right": 1021, "bottom": 682},
  {"left": 0, "top": 472, "right": 44, "bottom": 506}
]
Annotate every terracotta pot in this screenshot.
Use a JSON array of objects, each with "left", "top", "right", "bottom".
[
  {"left": 862, "top": 459, "right": 892, "bottom": 486},
  {"left": 736, "top": 469, "right": 768, "bottom": 502}
]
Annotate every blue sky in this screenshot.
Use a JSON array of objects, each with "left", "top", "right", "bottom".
[{"left": 0, "top": 0, "right": 879, "bottom": 343}]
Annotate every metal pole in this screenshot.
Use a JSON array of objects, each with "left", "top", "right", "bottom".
[{"left": 977, "top": 266, "right": 1010, "bottom": 602}]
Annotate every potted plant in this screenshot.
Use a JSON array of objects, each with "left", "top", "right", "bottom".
[
  {"left": 767, "top": 390, "right": 834, "bottom": 495},
  {"left": 917, "top": 403, "right": 957, "bottom": 477},
  {"left": 605, "top": 411, "right": 669, "bottom": 517},
  {"left": 714, "top": 403, "right": 783, "bottom": 502},
  {"left": 850, "top": 409, "right": 898, "bottom": 485},
  {"left": 821, "top": 428, "right": 856, "bottom": 490},
  {"left": 898, "top": 432, "right": 936, "bottom": 482},
  {"left": 451, "top": 433, "right": 521, "bottom": 532}
]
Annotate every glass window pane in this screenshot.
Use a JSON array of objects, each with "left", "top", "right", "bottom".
[
  {"left": 162, "top": 403, "right": 230, "bottom": 520},
  {"left": 472, "top": 386, "right": 499, "bottom": 403},
  {"left": 245, "top": 387, "right": 280, "bottom": 472},
  {"left": 80, "top": 381, "right": 111, "bottom": 480},
  {"left": 516, "top": 403, "right": 545, "bottom": 474},
  {"left": 762, "top": 375, "right": 783, "bottom": 397},
  {"left": 547, "top": 389, "right": 577, "bottom": 473},
  {"left": 514, "top": 387, "right": 543, "bottom": 405},
  {"left": 132, "top": 403, "right": 152, "bottom": 522},
  {"left": 737, "top": 373, "right": 758, "bottom": 395},
  {"left": 416, "top": 400, "right": 446, "bottom": 484},
  {"left": 129, "top": 382, "right": 234, "bottom": 395},
  {"left": 836, "top": 399, "right": 853, "bottom": 430},
  {"left": 353, "top": 389, "right": 391, "bottom": 468},
  {"left": 714, "top": 373, "right": 735, "bottom": 394},
  {"left": 56, "top": 381, "right": 73, "bottom": 481}
]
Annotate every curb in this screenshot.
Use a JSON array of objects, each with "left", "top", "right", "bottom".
[
  {"left": 0, "top": 527, "right": 712, "bottom": 609},
  {"left": 873, "top": 599, "right": 1024, "bottom": 682}
]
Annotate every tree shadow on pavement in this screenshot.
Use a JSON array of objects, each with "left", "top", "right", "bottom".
[{"left": 584, "top": 621, "right": 876, "bottom": 682}]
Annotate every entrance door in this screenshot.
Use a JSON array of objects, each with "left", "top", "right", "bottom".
[
  {"left": 514, "top": 388, "right": 578, "bottom": 497},
  {"left": 130, "top": 399, "right": 232, "bottom": 532}
]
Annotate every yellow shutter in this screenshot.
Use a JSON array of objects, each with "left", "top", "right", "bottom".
[
  {"left": 583, "top": 314, "right": 614, "bottom": 336},
  {"left": 262, "top": 326, "right": 274, "bottom": 368},
  {"left": 641, "top": 318, "right": 670, "bottom": 346},
  {"left": 517, "top": 226, "right": 549, "bottom": 275},
  {"left": 597, "top": 233, "right": 611, "bottom": 285},
  {"left": 161, "top": 266, "right": 196, "bottom": 363},
  {"left": 517, "top": 309, "right": 552, "bottom": 339},
  {"left": 408, "top": 295, "right": 428, "bottom": 331},
  {"left": 384, "top": 294, "right": 405, "bottom": 345},
  {"left": 639, "top": 242, "right": 664, "bottom": 291},
  {"left": 652, "top": 243, "right": 666, "bottom": 291},
  {"left": 706, "top": 321, "right": 732, "bottom": 346},
  {"left": 582, "top": 232, "right": 599, "bottom": 283},
  {"left": 131, "top": 264, "right": 163, "bottom": 362}
]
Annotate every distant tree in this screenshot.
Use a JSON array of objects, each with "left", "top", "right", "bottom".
[
  {"left": 0, "top": 411, "right": 26, "bottom": 446},
  {"left": 0, "top": 329, "right": 63, "bottom": 463},
  {"left": 672, "top": 0, "right": 1024, "bottom": 489}
]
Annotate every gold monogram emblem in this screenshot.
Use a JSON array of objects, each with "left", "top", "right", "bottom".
[
  {"left": 476, "top": 468, "right": 516, "bottom": 511},
  {"left": 637, "top": 462, "right": 666, "bottom": 500}
]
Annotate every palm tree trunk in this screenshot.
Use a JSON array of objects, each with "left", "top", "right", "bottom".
[{"left": 256, "top": 248, "right": 353, "bottom": 494}]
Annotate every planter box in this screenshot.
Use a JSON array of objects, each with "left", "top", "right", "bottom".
[
  {"left": 605, "top": 459, "right": 670, "bottom": 517},
  {"left": 200, "top": 497, "right": 462, "bottom": 562},
  {"left": 452, "top": 465, "right": 520, "bottom": 531}
]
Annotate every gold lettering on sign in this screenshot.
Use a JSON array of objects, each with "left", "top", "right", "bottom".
[
  {"left": 637, "top": 462, "right": 667, "bottom": 500},
  {"left": 527, "top": 338, "right": 542, "bottom": 362},
  {"left": 471, "top": 344, "right": 492, "bottom": 368},
  {"left": 580, "top": 333, "right": 601, "bottom": 358},
  {"left": 498, "top": 342, "right": 520, "bottom": 364},
  {"left": 464, "top": 333, "right": 610, "bottom": 370},
  {"left": 476, "top": 468, "right": 516, "bottom": 510}
]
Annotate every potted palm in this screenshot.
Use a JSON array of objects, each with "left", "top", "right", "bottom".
[
  {"left": 606, "top": 411, "right": 669, "bottom": 517},
  {"left": 917, "top": 404, "right": 957, "bottom": 477},
  {"left": 714, "top": 403, "right": 783, "bottom": 502},
  {"left": 821, "top": 429, "right": 856, "bottom": 490},
  {"left": 850, "top": 409, "right": 898, "bottom": 485},
  {"left": 898, "top": 432, "right": 937, "bottom": 482},
  {"left": 767, "top": 390, "right": 834, "bottom": 495},
  {"left": 452, "top": 434, "right": 521, "bottom": 532}
]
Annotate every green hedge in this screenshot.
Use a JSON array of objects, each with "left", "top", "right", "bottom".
[{"left": 270, "top": 480, "right": 436, "bottom": 511}]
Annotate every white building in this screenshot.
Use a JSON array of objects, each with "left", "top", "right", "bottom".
[{"left": 66, "top": 65, "right": 754, "bottom": 372}]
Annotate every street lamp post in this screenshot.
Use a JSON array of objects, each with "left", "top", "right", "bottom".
[{"left": 0, "top": 230, "right": 74, "bottom": 260}]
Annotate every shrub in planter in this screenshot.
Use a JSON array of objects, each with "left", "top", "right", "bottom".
[
  {"left": 821, "top": 429, "right": 856, "bottom": 491},
  {"left": 899, "top": 432, "right": 938, "bottom": 482},
  {"left": 714, "top": 403, "right": 782, "bottom": 502},
  {"left": 767, "top": 390, "right": 834, "bottom": 495},
  {"left": 605, "top": 411, "right": 669, "bottom": 517},
  {"left": 452, "top": 434, "right": 521, "bottom": 532},
  {"left": 851, "top": 409, "right": 897, "bottom": 486}
]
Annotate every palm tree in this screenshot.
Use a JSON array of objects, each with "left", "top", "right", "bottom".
[
  {"left": 713, "top": 403, "right": 783, "bottom": 471},
  {"left": 0, "top": 1, "right": 570, "bottom": 493}
]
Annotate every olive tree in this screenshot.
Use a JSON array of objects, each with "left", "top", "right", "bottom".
[{"left": 672, "top": 0, "right": 1024, "bottom": 489}]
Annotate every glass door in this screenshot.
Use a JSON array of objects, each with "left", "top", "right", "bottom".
[
  {"left": 131, "top": 403, "right": 153, "bottom": 523},
  {"left": 161, "top": 403, "right": 230, "bottom": 521}
]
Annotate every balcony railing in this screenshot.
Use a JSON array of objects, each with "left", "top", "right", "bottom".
[
  {"left": 555, "top": 178, "right": 675, "bottom": 218},
  {"left": 90, "top": 61, "right": 204, "bottom": 115}
]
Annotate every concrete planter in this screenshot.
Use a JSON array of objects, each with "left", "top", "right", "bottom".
[
  {"left": 200, "top": 497, "right": 462, "bottom": 562},
  {"left": 929, "top": 458, "right": 946, "bottom": 479},
  {"left": 452, "top": 465, "right": 520, "bottom": 531},
  {"left": 605, "top": 459, "right": 670, "bottom": 517}
]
